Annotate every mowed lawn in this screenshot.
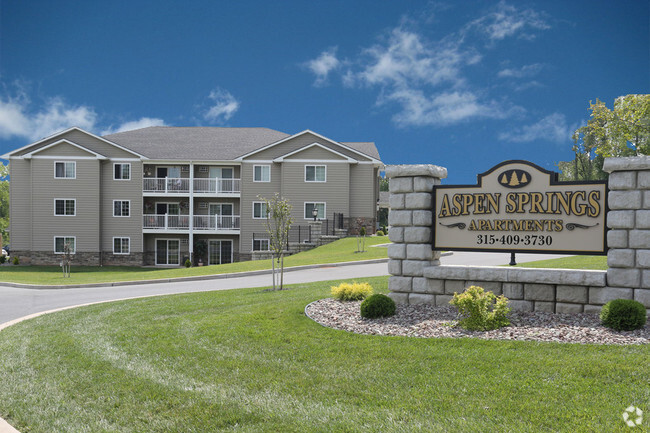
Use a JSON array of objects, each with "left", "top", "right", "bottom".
[
  {"left": 0, "top": 236, "right": 389, "bottom": 285},
  {"left": 0, "top": 276, "right": 648, "bottom": 432}
]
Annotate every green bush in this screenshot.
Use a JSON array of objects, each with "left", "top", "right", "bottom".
[
  {"left": 12, "top": 256, "right": 19, "bottom": 265},
  {"left": 450, "top": 286, "right": 510, "bottom": 331},
  {"left": 376, "top": 230, "right": 384, "bottom": 236},
  {"left": 600, "top": 299, "right": 647, "bottom": 331},
  {"left": 331, "top": 282, "right": 373, "bottom": 301},
  {"left": 184, "top": 259, "right": 192, "bottom": 268},
  {"left": 0, "top": 255, "right": 5, "bottom": 264},
  {"left": 360, "top": 294, "right": 396, "bottom": 318}
]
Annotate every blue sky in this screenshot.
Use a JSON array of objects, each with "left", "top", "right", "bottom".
[{"left": 0, "top": 0, "right": 647, "bottom": 183}]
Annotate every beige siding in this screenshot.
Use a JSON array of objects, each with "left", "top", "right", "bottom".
[
  {"left": 239, "top": 162, "right": 283, "bottom": 254},
  {"left": 9, "top": 159, "right": 32, "bottom": 249},
  {"left": 101, "top": 160, "right": 144, "bottom": 253},
  {"left": 15, "top": 129, "right": 138, "bottom": 159},
  {"left": 349, "top": 164, "right": 378, "bottom": 218},
  {"left": 246, "top": 133, "right": 371, "bottom": 161},
  {"left": 284, "top": 145, "right": 348, "bottom": 161},
  {"left": 31, "top": 158, "right": 100, "bottom": 252},
  {"left": 35, "top": 141, "right": 97, "bottom": 157},
  {"left": 281, "top": 161, "right": 350, "bottom": 225}
]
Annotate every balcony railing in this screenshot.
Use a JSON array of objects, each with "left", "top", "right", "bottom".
[
  {"left": 142, "top": 177, "right": 241, "bottom": 194},
  {"left": 143, "top": 214, "right": 190, "bottom": 230},
  {"left": 193, "top": 178, "right": 240, "bottom": 194},
  {"left": 193, "top": 215, "right": 240, "bottom": 231},
  {"left": 143, "top": 214, "right": 240, "bottom": 231},
  {"left": 143, "top": 178, "right": 190, "bottom": 194}
]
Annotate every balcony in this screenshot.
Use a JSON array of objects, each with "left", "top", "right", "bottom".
[
  {"left": 193, "top": 178, "right": 240, "bottom": 195},
  {"left": 142, "top": 177, "right": 241, "bottom": 196},
  {"left": 193, "top": 215, "right": 240, "bottom": 232},
  {"left": 142, "top": 214, "right": 240, "bottom": 233}
]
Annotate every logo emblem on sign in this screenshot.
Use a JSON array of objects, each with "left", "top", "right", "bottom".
[{"left": 498, "top": 169, "right": 531, "bottom": 188}]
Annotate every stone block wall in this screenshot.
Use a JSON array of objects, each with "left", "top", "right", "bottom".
[
  {"left": 603, "top": 156, "right": 650, "bottom": 310},
  {"left": 385, "top": 164, "right": 447, "bottom": 305},
  {"left": 386, "top": 157, "right": 650, "bottom": 315}
]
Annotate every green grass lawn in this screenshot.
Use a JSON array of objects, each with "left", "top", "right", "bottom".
[
  {"left": 514, "top": 255, "right": 608, "bottom": 270},
  {"left": 0, "top": 236, "right": 389, "bottom": 286},
  {"left": 0, "top": 276, "right": 648, "bottom": 432}
]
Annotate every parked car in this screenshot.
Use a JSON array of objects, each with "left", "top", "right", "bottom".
[{"left": 2, "top": 245, "right": 9, "bottom": 256}]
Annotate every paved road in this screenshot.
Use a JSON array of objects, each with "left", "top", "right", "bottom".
[{"left": 0, "top": 252, "right": 566, "bottom": 325}]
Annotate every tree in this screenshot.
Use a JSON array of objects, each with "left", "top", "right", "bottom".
[
  {"left": 0, "top": 163, "right": 8, "bottom": 243},
  {"left": 259, "top": 193, "right": 293, "bottom": 290},
  {"left": 557, "top": 95, "right": 649, "bottom": 181},
  {"left": 576, "top": 95, "right": 650, "bottom": 157}
]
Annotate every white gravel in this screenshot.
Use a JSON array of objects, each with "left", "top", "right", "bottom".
[{"left": 305, "top": 298, "right": 650, "bottom": 345}]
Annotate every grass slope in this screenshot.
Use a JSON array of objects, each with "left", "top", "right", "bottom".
[
  {"left": 0, "top": 276, "right": 647, "bottom": 432},
  {"left": 0, "top": 236, "right": 389, "bottom": 285},
  {"left": 513, "top": 255, "right": 607, "bottom": 270}
]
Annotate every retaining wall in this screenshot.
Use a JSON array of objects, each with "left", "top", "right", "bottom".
[{"left": 387, "top": 157, "right": 650, "bottom": 315}]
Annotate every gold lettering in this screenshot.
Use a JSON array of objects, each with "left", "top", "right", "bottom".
[
  {"left": 438, "top": 195, "right": 452, "bottom": 218},
  {"left": 452, "top": 194, "right": 463, "bottom": 216},
  {"left": 505, "top": 193, "right": 517, "bottom": 213},
  {"left": 570, "top": 191, "right": 587, "bottom": 216},
  {"left": 461, "top": 194, "right": 474, "bottom": 216},
  {"left": 588, "top": 190, "right": 601, "bottom": 217},
  {"left": 529, "top": 192, "right": 545, "bottom": 213},
  {"left": 516, "top": 193, "right": 530, "bottom": 213}
]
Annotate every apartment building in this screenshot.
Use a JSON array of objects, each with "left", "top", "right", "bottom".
[{"left": 2, "top": 126, "right": 382, "bottom": 266}]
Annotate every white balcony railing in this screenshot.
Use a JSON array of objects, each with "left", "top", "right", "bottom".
[
  {"left": 143, "top": 214, "right": 190, "bottom": 230},
  {"left": 143, "top": 178, "right": 190, "bottom": 194},
  {"left": 193, "top": 178, "right": 240, "bottom": 194},
  {"left": 193, "top": 215, "right": 240, "bottom": 231}
]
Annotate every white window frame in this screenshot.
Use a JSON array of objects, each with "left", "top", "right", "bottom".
[
  {"left": 54, "top": 161, "right": 76, "bottom": 179},
  {"left": 54, "top": 236, "right": 76, "bottom": 254},
  {"left": 305, "top": 165, "right": 326, "bottom": 182},
  {"left": 252, "top": 238, "right": 270, "bottom": 251},
  {"left": 113, "top": 200, "right": 130, "bottom": 217},
  {"left": 113, "top": 163, "right": 131, "bottom": 180},
  {"left": 54, "top": 198, "right": 76, "bottom": 216},
  {"left": 113, "top": 237, "right": 130, "bottom": 255},
  {"left": 253, "top": 165, "right": 271, "bottom": 182},
  {"left": 252, "top": 201, "right": 268, "bottom": 219},
  {"left": 304, "top": 202, "right": 326, "bottom": 220}
]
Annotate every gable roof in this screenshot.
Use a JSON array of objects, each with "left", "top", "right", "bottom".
[
  {"left": 23, "top": 139, "right": 108, "bottom": 159},
  {"left": 103, "top": 127, "right": 291, "bottom": 160},
  {"left": 1, "top": 126, "right": 145, "bottom": 159},
  {"left": 236, "top": 129, "right": 381, "bottom": 163}
]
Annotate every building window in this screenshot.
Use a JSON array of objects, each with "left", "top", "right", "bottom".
[
  {"left": 114, "top": 163, "right": 131, "bottom": 180},
  {"left": 54, "top": 161, "right": 76, "bottom": 179},
  {"left": 305, "top": 202, "right": 325, "bottom": 219},
  {"left": 113, "top": 200, "right": 130, "bottom": 217},
  {"left": 113, "top": 237, "right": 130, "bottom": 255},
  {"left": 54, "top": 199, "right": 76, "bottom": 216},
  {"left": 305, "top": 165, "right": 326, "bottom": 182},
  {"left": 253, "top": 239, "right": 270, "bottom": 251},
  {"left": 54, "top": 236, "right": 76, "bottom": 254},
  {"left": 253, "top": 201, "right": 268, "bottom": 219},
  {"left": 254, "top": 165, "right": 270, "bottom": 182}
]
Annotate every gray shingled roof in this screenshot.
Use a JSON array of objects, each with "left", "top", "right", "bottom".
[{"left": 103, "top": 126, "right": 381, "bottom": 161}]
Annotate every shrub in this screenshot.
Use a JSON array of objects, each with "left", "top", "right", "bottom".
[
  {"left": 360, "top": 294, "right": 396, "bottom": 318},
  {"left": 331, "top": 282, "right": 373, "bottom": 301},
  {"left": 449, "top": 286, "right": 510, "bottom": 331},
  {"left": 600, "top": 299, "right": 647, "bottom": 331},
  {"left": 0, "top": 255, "right": 5, "bottom": 264},
  {"left": 376, "top": 230, "right": 384, "bottom": 236},
  {"left": 184, "top": 259, "right": 192, "bottom": 268},
  {"left": 12, "top": 256, "right": 19, "bottom": 265}
]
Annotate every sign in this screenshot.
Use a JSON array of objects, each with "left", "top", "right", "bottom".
[{"left": 432, "top": 160, "right": 608, "bottom": 255}]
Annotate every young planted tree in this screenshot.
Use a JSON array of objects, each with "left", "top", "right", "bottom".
[
  {"left": 259, "top": 193, "right": 293, "bottom": 290},
  {"left": 62, "top": 242, "right": 72, "bottom": 277},
  {"left": 0, "top": 162, "right": 9, "bottom": 243}
]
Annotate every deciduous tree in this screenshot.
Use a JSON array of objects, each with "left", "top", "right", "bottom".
[{"left": 259, "top": 193, "right": 293, "bottom": 290}]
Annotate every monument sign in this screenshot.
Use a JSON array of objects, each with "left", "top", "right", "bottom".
[{"left": 432, "top": 160, "right": 608, "bottom": 254}]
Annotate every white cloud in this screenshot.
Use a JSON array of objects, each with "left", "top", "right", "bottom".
[
  {"left": 465, "top": 1, "right": 549, "bottom": 42},
  {"left": 305, "top": 47, "right": 340, "bottom": 86},
  {"left": 204, "top": 88, "right": 239, "bottom": 123},
  {"left": 305, "top": 2, "right": 547, "bottom": 128},
  {"left": 499, "top": 113, "right": 571, "bottom": 143},
  {"left": 101, "top": 117, "right": 167, "bottom": 135},
  {"left": 0, "top": 93, "right": 97, "bottom": 141},
  {"left": 497, "top": 63, "right": 543, "bottom": 78}
]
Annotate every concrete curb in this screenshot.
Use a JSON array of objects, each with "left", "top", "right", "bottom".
[{"left": 0, "top": 258, "right": 390, "bottom": 290}]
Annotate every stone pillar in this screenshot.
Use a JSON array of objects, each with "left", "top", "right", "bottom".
[
  {"left": 308, "top": 220, "right": 322, "bottom": 241},
  {"left": 386, "top": 164, "right": 447, "bottom": 305},
  {"left": 603, "top": 156, "right": 650, "bottom": 312}
]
